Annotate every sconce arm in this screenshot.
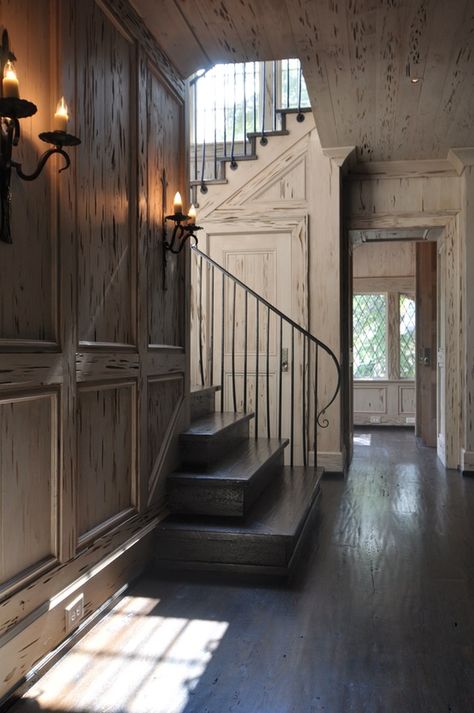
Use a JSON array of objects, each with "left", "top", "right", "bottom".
[{"left": 11, "top": 146, "right": 71, "bottom": 182}]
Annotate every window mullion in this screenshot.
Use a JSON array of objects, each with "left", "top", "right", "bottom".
[{"left": 387, "top": 291, "right": 400, "bottom": 380}]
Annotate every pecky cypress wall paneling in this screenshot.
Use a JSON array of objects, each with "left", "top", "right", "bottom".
[{"left": 0, "top": 0, "right": 188, "bottom": 699}]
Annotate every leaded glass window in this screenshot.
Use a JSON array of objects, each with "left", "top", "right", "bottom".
[
  {"left": 353, "top": 294, "right": 387, "bottom": 379},
  {"left": 400, "top": 294, "right": 416, "bottom": 378}
]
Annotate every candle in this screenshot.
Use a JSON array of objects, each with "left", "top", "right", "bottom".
[
  {"left": 188, "top": 204, "right": 197, "bottom": 223},
  {"left": 54, "top": 96, "right": 69, "bottom": 133},
  {"left": 173, "top": 191, "right": 183, "bottom": 215},
  {"left": 3, "top": 60, "right": 19, "bottom": 99}
]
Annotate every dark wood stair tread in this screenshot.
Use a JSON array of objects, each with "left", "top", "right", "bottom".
[
  {"left": 169, "top": 438, "right": 288, "bottom": 486},
  {"left": 161, "top": 466, "right": 322, "bottom": 540},
  {"left": 182, "top": 411, "right": 254, "bottom": 439}
]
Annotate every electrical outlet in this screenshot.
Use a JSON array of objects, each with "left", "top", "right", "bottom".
[
  {"left": 65, "top": 593, "right": 84, "bottom": 633},
  {"left": 369, "top": 416, "right": 381, "bottom": 424}
]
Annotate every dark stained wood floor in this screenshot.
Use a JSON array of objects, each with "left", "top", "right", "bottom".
[{"left": 11, "top": 428, "right": 474, "bottom": 713}]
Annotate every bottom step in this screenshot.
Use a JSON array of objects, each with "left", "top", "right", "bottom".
[{"left": 154, "top": 466, "right": 323, "bottom": 576}]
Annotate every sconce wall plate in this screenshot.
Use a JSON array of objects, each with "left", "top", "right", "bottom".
[{"left": 0, "top": 29, "right": 81, "bottom": 244}]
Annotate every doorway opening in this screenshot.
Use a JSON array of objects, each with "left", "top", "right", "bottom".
[{"left": 347, "top": 231, "right": 441, "bottom": 458}]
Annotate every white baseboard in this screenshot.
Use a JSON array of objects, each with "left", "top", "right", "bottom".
[
  {"left": 461, "top": 449, "right": 474, "bottom": 473},
  {"left": 309, "top": 450, "right": 345, "bottom": 473}
]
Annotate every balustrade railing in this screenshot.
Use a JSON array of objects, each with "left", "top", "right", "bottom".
[
  {"left": 189, "top": 59, "right": 311, "bottom": 198},
  {"left": 191, "top": 246, "right": 340, "bottom": 469}
]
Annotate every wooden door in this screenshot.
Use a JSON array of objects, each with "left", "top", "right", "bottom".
[
  {"left": 416, "top": 242, "right": 437, "bottom": 447},
  {"left": 209, "top": 231, "right": 307, "bottom": 463}
]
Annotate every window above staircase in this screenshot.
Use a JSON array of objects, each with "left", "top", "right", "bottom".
[{"left": 189, "top": 59, "right": 311, "bottom": 199}]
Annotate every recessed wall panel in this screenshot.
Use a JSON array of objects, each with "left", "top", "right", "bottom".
[
  {"left": 0, "top": 393, "right": 57, "bottom": 587},
  {"left": 76, "top": 0, "right": 135, "bottom": 346},
  {"left": 78, "top": 382, "right": 136, "bottom": 538},
  {"left": 147, "top": 68, "right": 185, "bottom": 347}
]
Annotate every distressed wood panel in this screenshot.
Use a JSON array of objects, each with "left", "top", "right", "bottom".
[
  {"left": 147, "top": 65, "right": 185, "bottom": 348},
  {"left": 353, "top": 242, "right": 415, "bottom": 279},
  {"left": 354, "top": 380, "right": 415, "bottom": 426},
  {"left": 77, "top": 382, "right": 137, "bottom": 540},
  {"left": 0, "top": 0, "right": 56, "bottom": 343},
  {"left": 399, "top": 385, "right": 416, "bottom": 414},
  {"left": 0, "top": 392, "right": 57, "bottom": 589},
  {"left": 76, "top": 0, "right": 136, "bottom": 346},
  {"left": 354, "top": 386, "right": 387, "bottom": 415},
  {"left": 147, "top": 375, "right": 184, "bottom": 498}
]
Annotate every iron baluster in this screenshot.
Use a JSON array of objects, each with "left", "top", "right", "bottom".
[
  {"left": 255, "top": 297, "right": 259, "bottom": 438},
  {"left": 194, "top": 80, "right": 198, "bottom": 181},
  {"left": 302, "top": 335, "right": 307, "bottom": 467},
  {"left": 314, "top": 345, "right": 319, "bottom": 468},
  {"left": 266, "top": 306, "right": 271, "bottom": 439},
  {"left": 272, "top": 61, "right": 277, "bottom": 131},
  {"left": 278, "top": 316, "right": 283, "bottom": 440},
  {"left": 232, "top": 281, "right": 237, "bottom": 412},
  {"left": 213, "top": 96, "right": 218, "bottom": 180},
  {"left": 199, "top": 255, "right": 205, "bottom": 386},
  {"left": 260, "top": 61, "right": 267, "bottom": 146},
  {"left": 290, "top": 325, "right": 295, "bottom": 467},
  {"left": 210, "top": 264, "right": 215, "bottom": 384},
  {"left": 230, "top": 63, "right": 237, "bottom": 169},
  {"left": 243, "top": 64, "right": 247, "bottom": 156},
  {"left": 253, "top": 61, "right": 257, "bottom": 134},
  {"left": 244, "top": 290, "right": 248, "bottom": 413},
  {"left": 221, "top": 274, "right": 225, "bottom": 412}
]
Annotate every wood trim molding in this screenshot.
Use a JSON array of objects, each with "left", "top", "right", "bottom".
[
  {"left": 353, "top": 276, "right": 415, "bottom": 293},
  {"left": 311, "top": 450, "right": 345, "bottom": 473},
  {"left": 447, "top": 148, "right": 474, "bottom": 175},
  {"left": 461, "top": 449, "right": 474, "bottom": 474},
  {"left": 347, "top": 158, "right": 459, "bottom": 180}
]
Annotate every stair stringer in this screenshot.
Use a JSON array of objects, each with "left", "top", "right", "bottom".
[{"left": 196, "top": 112, "right": 316, "bottom": 219}]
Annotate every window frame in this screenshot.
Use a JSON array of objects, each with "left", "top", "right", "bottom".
[{"left": 353, "top": 289, "right": 416, "bottom": 382}]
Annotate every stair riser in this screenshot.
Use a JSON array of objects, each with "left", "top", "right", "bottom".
[
  {"left": 190, "top": 389, "right": 217, "bottom": 420},
  {"left": 155, "top": 533, "right": 287, "bottom": 568},
  {"left": 180, "top": 419, "right": 250, "bottom": 467},
  {"left": 155, "top": 485, "right": 321, "bottom": 576},
  {"left": 168, "top": 449, "right": 284, "bottom": 517}
]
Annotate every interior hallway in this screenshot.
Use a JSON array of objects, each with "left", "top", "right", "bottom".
[{"left": 10, "top": 429, "right": 474, "bottom": 713}]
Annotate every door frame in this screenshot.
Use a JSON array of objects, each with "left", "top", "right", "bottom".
[{"left": 342, "top": 215, "right": 461, "bottom": 469}]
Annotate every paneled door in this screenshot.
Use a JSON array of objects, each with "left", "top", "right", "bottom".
[
  {"left": 208, "top": 228, "right": 308, "bottom": 464},
  {"left": 416, "top": 241, "right": 437, "bottom": 447}
]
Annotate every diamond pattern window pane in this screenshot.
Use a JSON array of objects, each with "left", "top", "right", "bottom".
[
  {"left": 353, "top": 294, "right": 387, "bottom": 379},
  {"left": 400, "top": 294, "right": 416, "bottom": 378}
]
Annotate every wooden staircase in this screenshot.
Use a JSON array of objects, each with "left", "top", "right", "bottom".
[{"left": 154, "top": 386, "right": 323, "bottom": 577}]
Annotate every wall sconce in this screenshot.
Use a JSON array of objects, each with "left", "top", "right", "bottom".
[
  {"left": 163, "top": 192, "right": 202, "bottom": 254},
  {"left": 0, "top": 30, "right": 81, "bottom": 244}
]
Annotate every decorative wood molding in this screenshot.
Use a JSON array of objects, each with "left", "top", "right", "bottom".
[
  {"left": 321, "top": 146, "right": 356, "bottom": 168},
  {"left": 353, "top": 276, "right": 415, "bottom": 293},
  {"left": 461, "top": 449, "right": 474, "bottom": 473},
  {"left": 314, "top": 451, "right": 345, "bottom": 473},
  {"left": 447, "top": 148, "right": 474, "bottom": 175},
  {"left": 348, "top": 158, "right": 459, "bottom": 180},
  {"left": 347, "top": 210, "right": 460, "bottom": 231}
]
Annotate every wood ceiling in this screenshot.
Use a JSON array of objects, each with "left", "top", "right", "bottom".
[{"left": 130, "top": 0, "right": 474, "bottom": 162}]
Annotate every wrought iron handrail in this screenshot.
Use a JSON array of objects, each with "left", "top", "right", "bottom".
[
  {"left": 189, "top": 59, "right": 311, "bottom": 199},
  {"left": 191, "top": 245, "right": 341, "bottom": 468}
]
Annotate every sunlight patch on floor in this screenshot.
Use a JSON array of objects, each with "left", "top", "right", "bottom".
[
  {"left": 354, "top": 433, "right": 372, "bottom": 446},
  {"left": 23, "top": 595, "right": 229, "bottom": 713}
]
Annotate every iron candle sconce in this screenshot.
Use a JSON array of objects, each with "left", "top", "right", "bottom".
[
  {"left": 0, "top": 30, "right": 81, "bottom": 244},
  {"left": 161, "top": 181, "right": 202, "bottom": 289},
  {"left": 164, "top": 196, "right": 202, "bottom": 254}
]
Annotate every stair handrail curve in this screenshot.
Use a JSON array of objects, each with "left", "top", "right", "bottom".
[{"left": 191, "top": 244, "right": 341, "bottom": 430}]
